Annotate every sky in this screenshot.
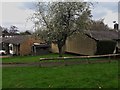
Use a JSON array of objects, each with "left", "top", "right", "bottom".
[{"left": 0, "top": 0, "right": 119, "bottom": 32}]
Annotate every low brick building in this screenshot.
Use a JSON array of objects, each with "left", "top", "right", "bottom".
[{"left": 1, "top": 35, "right": 44, "bottom": 56}]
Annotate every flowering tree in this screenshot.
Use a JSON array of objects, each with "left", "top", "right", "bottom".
[{"left": 33, "top": 2, "right": 92, "bottom": 57}]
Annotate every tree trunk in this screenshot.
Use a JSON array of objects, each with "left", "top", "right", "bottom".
[
  {"left": 57, "top": 36, "right": 67, "bottom": 57},
  {"left": 58, "top": 44, "right": 63, "bottom": 57},
  {"left": 58, "top": 40, "right": 66, "bottom": 57}
]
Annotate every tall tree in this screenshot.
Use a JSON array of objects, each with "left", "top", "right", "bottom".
[
  {"left": 89, "top": 19, "right": 110, "bottom": 31},
  {"left": 33, "top": 2, "right": 92, "bottom": 57},
  {"left": 20, "top": 30, "right": 32, "bottom": 35},
  {"left": 2, "top": 28, "right": 9, "bottom": 34},
  {"left": 0, "top": 26, "right": 9, "bottom": 37},
  {"left": 9, "top": 25, "right": 19, "bottom": 34}
]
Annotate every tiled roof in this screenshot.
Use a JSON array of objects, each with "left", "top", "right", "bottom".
[
  {"left": 1, "top": 35, "right": 30, "bottom": 44},
  {"left": 85, "top": 30, "right": 120, "bottom": 40}
]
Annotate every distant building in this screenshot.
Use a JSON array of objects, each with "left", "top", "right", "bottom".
[
  {"left": 1, "top": 35, "right": 46, "bottom": 56},
  {"left": 32, "top": 43, "right": 50, "bottom": 55},
  {"left": 51, "top": 30, "right": 120, "bottom": 55}
]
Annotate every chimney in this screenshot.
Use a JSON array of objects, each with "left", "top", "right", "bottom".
[{"left": 114, "top": 23, "right": 119, "bottom": 30}]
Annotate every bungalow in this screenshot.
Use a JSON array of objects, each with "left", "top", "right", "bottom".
[
  {"left": 51, "top": 30, "right": 120, "bottom": 55},
  {"left": 1, "top": 35, "right": 44, "bottom": 56}
]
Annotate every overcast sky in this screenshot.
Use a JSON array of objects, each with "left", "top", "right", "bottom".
[{"left": 0, "top": 0, "right": 119, "bottom": 32}]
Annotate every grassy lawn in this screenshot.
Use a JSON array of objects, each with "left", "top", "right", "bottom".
[
  {"left": 2, "top": 62, "right": 118, "bottom": 88},
  {"left": 2, "top": 53, "right": 75, "bottom": 63},
  {"left": 2, "top": 53, "right": 118, "bottom": 63}
]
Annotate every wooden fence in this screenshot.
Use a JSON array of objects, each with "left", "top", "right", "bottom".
[
  {"left": 39, "top": 54, "right": 120, "bottom": 67},
  {"left": 40, "top": 54, "right": 120, "bottom": 61}
]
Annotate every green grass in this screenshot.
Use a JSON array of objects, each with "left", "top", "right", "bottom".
[
  {"left": 2, "top": 53, "right": 75, "bottom": 63},
  {"left": 2, "top": 53, "right": 118, "bottom": 63},
  {"left": 2, "top": 62, "right": 118, "bottom": 88}
]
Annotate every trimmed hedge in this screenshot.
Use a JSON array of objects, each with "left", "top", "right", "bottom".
[{"left": 95, "top": 40, "right": 117, "bottom": 55}]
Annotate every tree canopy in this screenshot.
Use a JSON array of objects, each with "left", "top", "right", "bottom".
[
  {"left": 33, "top": 2, "right": 92, "bottom": 57},
  {"left": 89, "top": 19, "right": 110, "bottom": 31},
  {"left": 9, "top": 25, "right": 19, "bottom": 34},
  {"left": 20, "top": 30, "right": 32, "bottom": 35}
]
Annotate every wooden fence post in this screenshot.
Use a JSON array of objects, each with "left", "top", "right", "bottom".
[
  {"left": 108, "top": 55, "right": 111, "bottom": 63},
  {"left": 39, "top": 60, "right": 42, "bottom": 67}
]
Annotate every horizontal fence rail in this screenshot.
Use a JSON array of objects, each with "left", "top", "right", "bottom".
[
  {"left": 1, "top": 54, "right": 119, "bottom": 67},
  {"left": 40, "top": 54, "right": 120, "bottom": 61},
  {"left": 38, "top": 54, "right": 120, "bottom": 67}
]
